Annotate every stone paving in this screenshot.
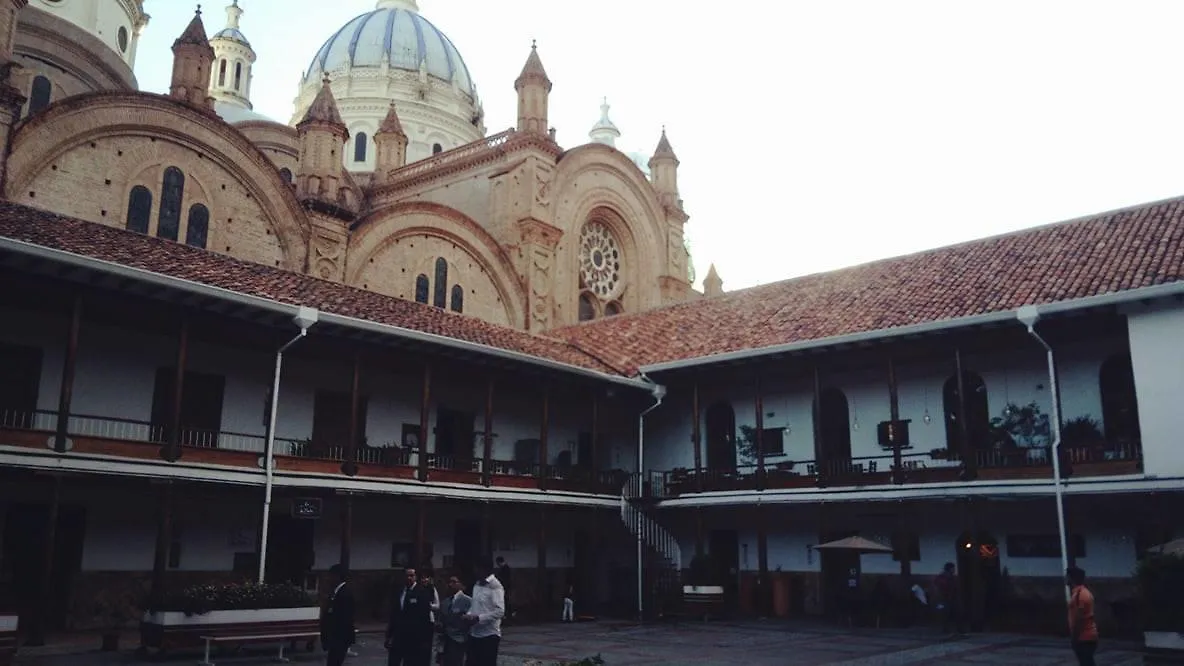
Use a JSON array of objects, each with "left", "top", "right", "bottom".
[{"left": 12, "top": 621, "right": 1145, "bottom": 665}]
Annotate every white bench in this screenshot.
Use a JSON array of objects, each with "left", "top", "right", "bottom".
[{"left": 197, "top": 631, "right": 319, "bottom": 666}]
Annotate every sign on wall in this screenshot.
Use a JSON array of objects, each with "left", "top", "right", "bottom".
[{"left": 291, "top": 497, "right": 323, "bottom": 519}]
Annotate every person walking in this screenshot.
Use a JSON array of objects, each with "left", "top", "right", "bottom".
[
  {"left": 439, "top": 573, "right": 472, "bottom": 666},
  {"left": 320, "top": 564, "right": 356, "bottom": 666},
  {"left": 386, "top": 566, "right": 435, "bottom": 666},
  {"left": 464, "top": 556, "right": 505, "bottom": 666},
  {"left": 1067, "top": 567, "right": 1099, "bottom": 666},
  {"left": 932, "top": 562, "right": 965, "bottom": 637},
  {"left": 561, "top": 583, "right": 574, "bottom": 622}
]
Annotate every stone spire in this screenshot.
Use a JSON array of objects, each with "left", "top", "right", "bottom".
[
  {"left": 295, "top": 75, "right": 349, "bottom": 202},
  {"left": 207, "top": 0, "right": 257, "bottom": 110},
  {"left": 648, "top": 127, "right": 680, "bottom": 204},
  {"left": 514, "top": 41, "right": 551, "bottom": 135},
  {"left": 170, "top": 6, "right": 216, "bottom": 110},
  {"left": 650, "top": 127, "right": 679, "bottom": 165},
  {"left": 374, "top": 101, "right": 409, "bottom": 177},
  {"left": 299, "top": 75, "right": 346, "bottom": 127},
  {"left": 589, "top": 97, "right": 620, "bottom": 147},
  {"left": 703, "top": 264, "right": 723, "bottom": 297}
]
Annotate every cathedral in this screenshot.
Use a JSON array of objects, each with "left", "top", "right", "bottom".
[{"left": 0, "top": 0, "right": 700, "bottom": 332}]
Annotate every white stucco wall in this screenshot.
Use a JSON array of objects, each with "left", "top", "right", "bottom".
[{"left": 1127, "top": 303, "right": 1184, "bottom": 477}]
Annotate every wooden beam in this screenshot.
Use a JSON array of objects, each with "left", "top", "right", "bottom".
[
  {"left": 538, "top": 384, "right": 550, "bottom": 491},
  {"left": 342, "top": 353, "right": 361, "bottom": 476},
  {"left": 149, "top": 481, "right": 174, "bottom": 609},
  {"left": 418, "top": 364, "right": 431, "bottom": 482},
  {"left": 339, "top": 493, "right": 353, "bottom": 570},
  {"left": 482, "top": 376, "right": 495, "bottom": 487},
  {"left": 888, "top": 356, "right": 903, "bottom": 484},
  {"left": 755, "top": 372, "right": 765, "bottom": 489},
  {"left": 53, "top": 293, "right": 82, "bottom": 453},
  {"left": 691, "top": 380, "right": 702, "bottom": 492},
  {"left": 162, "top": 315, "right": 188, "bottom": 463}
]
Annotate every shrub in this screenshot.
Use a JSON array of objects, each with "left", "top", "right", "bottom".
[
  {"left": 1136, "top": 554, "right": 1184, "bottom": 631},
  {"left": 154, "top": 581, "right": 315, "bottom": 616}
]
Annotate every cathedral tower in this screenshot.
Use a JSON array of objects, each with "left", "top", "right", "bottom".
[
  {"left": 208, "top": 0, "right": 256, "bottom": 110},
  {"left": 374, "top": 101, "right": 409, "bottom": 180},
  {"left": 589, "top": 97, "right": 620, "bottom": 147},
  {"left": 169, "top": 7, "right": 216, "bottom": 110},
  {"left": 648, "top": 128, "right": 681, "bottom": 209},
  {"left": 296, "top": 75, "right": 350, "bottom": 204},
  {"left": 514, "top": 41, "right": 551, "bottom": 135}
]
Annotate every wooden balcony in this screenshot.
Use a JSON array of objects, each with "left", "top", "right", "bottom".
[
  {"left": 661, "top": 441, "right": 1144, "bottom": 497},
  {"left": 0, "top": 410, "right": 628, "bottom": 496}
]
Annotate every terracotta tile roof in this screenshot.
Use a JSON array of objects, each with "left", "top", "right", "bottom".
[
  {"left": 0, "top": 202, "right": 623, "bottom": 376},
  {"left": 554, "top": 196, "right": 1184, "bottom": 370}
]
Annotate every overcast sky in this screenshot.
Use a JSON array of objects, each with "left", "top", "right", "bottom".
[{"left": 133, "top": 0, "right": 1184, "bottom": 292}]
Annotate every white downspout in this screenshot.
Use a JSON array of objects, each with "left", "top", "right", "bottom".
[
  {"left": 257, "top": 306, "right": 319, "bottom": 584},
  {"left": 635, "top": 381, "right": 667, "bottom": 620},
  {"left": 1016, "top": 305, "right": 1070, "bottom": 602}
]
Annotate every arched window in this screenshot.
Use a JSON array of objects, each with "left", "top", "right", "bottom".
[
  {"left": 279, "top": 167, "right": 293, "bottom": 184},
  {"left": 1100, "top": 353, "right": 1140, "bottom": 443},
  {"left": 943, "top": 371, "right": 990, "bottom": 452},
  {"left": 604, "top": 301, "right": 623, "bottom": 316},
  {"left": 233, "top": 62, "right": 243, "bottom": 91},
  {"left": 414, "top": 274, "right": 429, "bottom": 304},
  {"left": 218, "top": 59, "right": 227, "bottom": 87},
  {"left": 432, "top": 143, "right": 443, "bottom": 155},
  {"left": 185, "top": 203, "right": 209, "bottom": 249},
  {"left": 816, "top": 387, "right": 852, "bottom": 462},
  {"left": 578, "top": 293, "right": 596, "bottom": 322},
  {"left": 433, "top": 258, "right": 448, "bottom": 308},
  {"left": 27, "top": 75, "right": 51, "bottom": 116},
  {"left": 450, "top": 284, "right": 464, "bottom": 313},
  {"left": 354, "top": 133, "right": 368, "bottom": 162},
  {"left": 125, "top": 186, "right": 152, "bottom": 234},
  {"left": 157, "top": 166, "right": 185, "bottom": 241}
]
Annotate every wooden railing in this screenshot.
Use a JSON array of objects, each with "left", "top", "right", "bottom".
[{"left": 382, "top": 128, "right": 514, "bottom": 184}]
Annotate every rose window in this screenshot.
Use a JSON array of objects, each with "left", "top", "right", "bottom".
[{"left": 579, "top": 222, "right": 621, "bottom": 298}]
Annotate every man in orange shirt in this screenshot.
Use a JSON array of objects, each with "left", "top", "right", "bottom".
[{"left": 1067, "top": 566, "right": 1098, "bottom": 666}]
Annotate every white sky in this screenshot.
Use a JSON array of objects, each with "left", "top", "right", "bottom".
[{"left": 133, "top": 0, "right": 1184, "bottom": 292}]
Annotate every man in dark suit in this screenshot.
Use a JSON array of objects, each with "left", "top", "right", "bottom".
[
  {"left": 320, "top": 564, "right": 356, "bottom": 666},
  {"left": 385, "top": 566, "right": 435, "bottom": 666}
]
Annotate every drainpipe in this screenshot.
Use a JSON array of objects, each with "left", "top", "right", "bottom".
[
  {"left": 258, "top": 306, "right": 319, "bottom": 584},
  {"left": 1016, "top": 305, "right": 1070, "bottom": 602},
  {"left": 636, "top": 380, "right": 667, "bottom": 621}
]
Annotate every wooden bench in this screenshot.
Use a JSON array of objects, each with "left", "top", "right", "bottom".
[
  {"left": 197, "top": 631, "right": 319, "bottom": 666},
  {"left": 682, "top": 585, "right": 726, "bottom": 621}
]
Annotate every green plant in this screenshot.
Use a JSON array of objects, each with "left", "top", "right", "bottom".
[
  {"left": 1137, "top": 554, "right": 1184, "bottom": 631},
  {"left": 92, "top": 588, "right": 138, "bottom": 629},
  {"left": 560, "top": 656, "right": 606, "bottom": 666},
  {"left": 153, "top": 581, "right": 315, "bottom": 616},
  {"left": 990, "top": 402, "right": 1050, "bottom": 448},
  {"left": 1061, "top": 415, "right": 1104, "bottom": 447}
]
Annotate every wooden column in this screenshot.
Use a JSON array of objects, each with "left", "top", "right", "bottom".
[
  {"left": 53, "top": 294, "right": 82, "bottom": 453},
  {"left": 537, "top": 385, "right": 550, "bottom": 490},
  {"left": 695, "top": 507, "right": 705, "bottom": 557},
  {"left": 480, "top": 501, "right": 491, "bottom": 557},
  {"left": 162, "top": 316, "right": 189, "bottom": 462},
  {"left": 342, "top": 354, "right": 361, "bottom": 476},
  {"left": 812, "top": 366, "right": 824, "bottom": 482},
  {"left": 536, "top": 504, "right": 547, "bottom": 620},
  {"left": 339, "top": 493, "right": 353, "bottom": 570},
  {"left": 27, "top": 475, "right": 62, "bottom": 646},
  {"left": 590, "top": 391, "right": 600, "bottom": 475},
  {"left": 966, "top": 498, "right": 984, "bottom": 631},
  {"left": 754, "top": 373, "right": 765, "bottom": 489},
  {"left": 148, "top": 481, "right": 175, "bottom": 609},
  {"left": 418, "top": 364, "right": 432, "bottom": 482},
  {"left": 588, "top": 508, "right": 601, "bottom": 615},
  {"left": 888, "top": 357, "right": 903, "bottom": 484},
  {"left": 482, "top": 377, "right": 494, "bottom": 487},
  {"left": 414, "top": 499, "right": 427, "bottom": 568},
  {"left": 691, "top": 380, "right": 702, "bottom": 491},
  {"left": 954, "top": 348, "right": 976, "bottom": 476},
  {"left": 756, "top": 502, "right": 770, "bottom": 616}
]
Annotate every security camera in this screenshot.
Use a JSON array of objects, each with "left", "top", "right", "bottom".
[{"left": 293, "top": 306, "right": 319, "bottom": 331}]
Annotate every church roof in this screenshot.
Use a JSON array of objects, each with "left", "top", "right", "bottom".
[
  {"left": 300, "top": 76, "right": 345, "bottom": 127},
  {"left": 174, "top": 9, "right": 212, "bottom": 49},
  {"left": 0, "top": 202, "right": 622, "bottom": 377},
  {"left": 553, "top": 195, "right": 1184, "bottom": 372},
  {"left": 377, "top": 101, "right": 407, "bottom": 136}
]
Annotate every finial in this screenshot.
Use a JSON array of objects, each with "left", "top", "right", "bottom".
[
  {"left": 531, "top": 39, "right": 537, "bottom": 50},
  {"left": 196, "top": 3, "right": 202, "bottom": 15},
  {"left": 322, "top": 73, "right": 331, "bottom": 86}
]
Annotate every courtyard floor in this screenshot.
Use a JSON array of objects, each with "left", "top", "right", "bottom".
[{"left": 13, "top": 621, "right": 1144, "bottom": 665}]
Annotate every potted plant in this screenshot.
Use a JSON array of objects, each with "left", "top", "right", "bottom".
[
  {"left": 1061, "top": 416, "right": 1104, "bottom": 448},
  {"left": 1138, "top": 554, "right": 1184, "bottom": 657},
  {"left": 93, "top": 589, "right": 137, "bottom": 652}
]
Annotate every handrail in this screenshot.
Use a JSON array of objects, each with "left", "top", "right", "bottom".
[{"left": 381, "top": 129, "right": 515, "bottom": 184}]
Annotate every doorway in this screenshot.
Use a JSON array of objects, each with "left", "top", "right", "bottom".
[
  {"left": 954, "top": 530, "right": 1001, "bottom": 629},
  {"left": 819, "top": 530, "right": 859, "bottom": 617},
  {"left": 150, "top": 368, "right": 226, "bottom": 447},
  {"left": 709, "top": 529, "right": 739, "bottom": 610},
  {"left": 816, "top": 388, "right": 852, "bottom": 465},
  {"left": 264, "top": 514, "right": 315, "bottom": 587},
  {"left": 704, "top": 402, "right": 737, "bottom": 471},
  {"left": 311, "top": 390, "right": 368, "bottom": 459},
  {"left": 453, "top": 519, "right": 483, "bottom": 587},
  {"left": 435, "top": 408, "right": 475, "bottom": 462},
  {"left": 0, "top": 343, "right": 43, "bottom": 429},
  {"left": 2, "top": 502, "right": 86, "bottom": 631}
]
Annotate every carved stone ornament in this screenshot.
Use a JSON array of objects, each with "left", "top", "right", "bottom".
[
  {"left": 529, "top": 247, "right": 552, "bottom": 326},
  {"left": 313, "top": 230, "right": 343, "bottom": 280}
]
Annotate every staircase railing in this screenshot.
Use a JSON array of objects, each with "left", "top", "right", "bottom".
[{"left": 620, "top": 474, "right": 681, "bottom": 572}]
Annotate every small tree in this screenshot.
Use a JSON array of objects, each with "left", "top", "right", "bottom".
[
  {"left": 990, "top": 402, "right": 1050, "bottom": 449},
  {"left": 1137, "top": 554, "right": 1184, "bottom": 631}
]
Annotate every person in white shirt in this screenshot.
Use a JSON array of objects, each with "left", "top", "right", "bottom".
[{"left": 463, "top": 556, "right": 505, "bottom": 666}]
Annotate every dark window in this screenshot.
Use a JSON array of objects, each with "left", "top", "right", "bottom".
[
  {"left": 233, "top": 62, "right": 242, "bottom": 91},
  {"left": 578, "top": 293, "right": 596, "bottom": 322},
  {"left": 157, "top": 166, "right": 185, "bottom": 242},
  {"left": 218, "top": 59, "right": 226, "bottom": 87},
  {"left": 0, "top": 342, "right": 43, "bottom": 429},
  {"left": 816, "top": 387, "right": 852, "bottom": 462},
  {"left": 310, "top": 390, "right": 368, "bottom": 459},
  {"left": 759, "top": 427, "right": 785, "bottom": 456},
  {"left": 125, "top": 185, "right": 153, "bottom": 234},
  {"left": 354, "top": 133, "right": 368, "bottom": 162},
  {"left": 117, "top": 26, "right": 129, "bottom": 53},
  {"left": 185, "top": 203, "right": 209, "bottom": 249},
  {"left": 432, "top": 143, "right": 443, "bottom": 155},
  {"left": 1100, "top": 353, "right": 1140, "bottom": 443},
  {"left": 414, "top": 274, "right": 429, "bottom": 304},
  {"left": 279, "top": 167, "right": 293, "bottom": 184},
  {"left": 891, "top": 533, "right": 921, "bottom": 562},
  {"left": 604, "top": 301, "right": 623, "bottom": 316},
  {"left": 450, "top": 284, "right": 464, "bottom": 313},
  {"left": 1006, "top": 534, "right": 1086, "bottom": 559},
  {"left": 943, "top": 371, "right": 990, "bottom": 452},
  {"left": 433, "top": 258, "right": 448, "bottom": 308},
  {"left": 27, "top": 75, "right": 51, "bottom": 116},
  {"left": 149, "top": 367, "right": 226, "bottom": 447}
]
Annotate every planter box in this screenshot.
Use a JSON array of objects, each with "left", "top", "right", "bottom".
[
  {"left": 0, "top": 615, "right": 17, "bottom": 666},
  {"left": 1144, "top": 631, "right": 1184, "bottom": 663},
  {"left": 140, "top": 607, "right": 320, "bottom": 654}
]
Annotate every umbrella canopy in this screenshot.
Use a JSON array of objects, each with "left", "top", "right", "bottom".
[
  {"left": 813, "top": 536, "right": 894, "bottom": 554},
  {"left": 1147, "top": 538, "right": 1184, "bottom": 556}
]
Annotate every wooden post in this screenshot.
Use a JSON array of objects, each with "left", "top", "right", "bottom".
[
  {"left": 482, "top": 377, "right": 494, "bottom": 487},
  {"left": 812, "top": 366, "right": 824, "bottom": 481},
  {"left": 536, "top": 504, "right": 547, "bottom": 620},
  {"left": 954, "top": 348, "right": 975, "bottom": 475},
  {"left": 537, "top": 384, "right": 549, "bottom": 491},
  {"left": 148, "top": 481, "right": 174, "bottom": 609},
  {"left": 888, "top": 356, "right": 903, "bottom": 484},
  {"left": 757, "top": 502, "right": 770, "bottom": 616},
  {"left": 27, "top": 475, "right": 62, "bottom": 646},
  {"left": 162, "top": 316, "right": 189, "bottom": 462},
  {"left": 418, "top": 364, "right": 432, "bottom": 482},
  {"left": 480, "top": 501, "right": 491, "bottom": 556},
  {"left": 754, "top": 373, "right": 765, "bottom": 490},
  {"left": 342, "top": 354, "right": 361, "bottom": 476},
  {"left": 53, "top": 294, "right": 82, "bottom": 453},
  {"left": 695, "top": 506, "right": 705, "bottom": 558},
  {"left": 590, "top": 391, "right": 600, "bottom": 473},
  {"left": 339, "top": 493, "right": 353, "bottom": 570},
  {"left": 414, "top": 499, "right": 427, "bottom": 568},
  {"left": 691, "top": 380, "right": 702, "bottom": 491}
]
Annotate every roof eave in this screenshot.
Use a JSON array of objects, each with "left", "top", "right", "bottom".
[
  {"left": 639, "top": 280, "right": 1184, "bottom": 374},
  {"left": 0, "top": 236, "right": 657, "bottom": 392}
]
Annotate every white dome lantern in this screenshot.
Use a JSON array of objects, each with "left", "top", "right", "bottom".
[{"left": 292, "top": 0, "right": 484, "bottom": 171}]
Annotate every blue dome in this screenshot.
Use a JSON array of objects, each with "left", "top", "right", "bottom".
[
  {"left": 212, "top": 27, "right": 250, "bottom": 47},
  {"left": 306, "top": 7, "right": 475, "bottom": 96}
]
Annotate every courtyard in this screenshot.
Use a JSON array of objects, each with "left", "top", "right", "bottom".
[{"left": 12, "top": 621, "right": 1144, "bottom": 665}]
